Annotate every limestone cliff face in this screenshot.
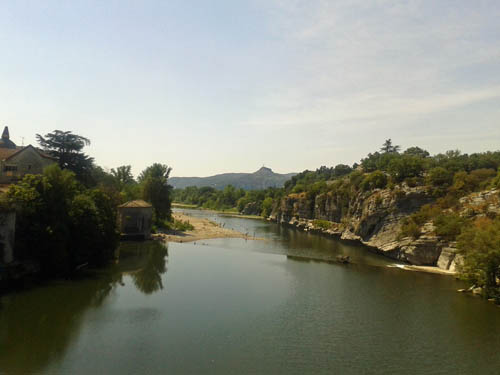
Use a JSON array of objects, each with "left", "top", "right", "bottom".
[{"left": 270, "top": 186, "right": 499, "bottom": 271}]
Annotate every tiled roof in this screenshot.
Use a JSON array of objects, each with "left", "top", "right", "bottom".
[{"left": 118, "top": 200, "right": 153, "bottom": 208}]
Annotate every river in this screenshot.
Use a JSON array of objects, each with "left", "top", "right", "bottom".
[{"left": 0, "top": 209, "right": 499, "bottom": 374}]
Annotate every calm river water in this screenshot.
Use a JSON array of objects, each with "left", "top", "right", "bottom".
[{"left": 1, "top": 209, "right": 499, "bottom": 374}]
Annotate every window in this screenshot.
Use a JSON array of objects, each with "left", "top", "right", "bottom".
[{"left": 4, "top": 165, "right": 17, "bottom": 172}]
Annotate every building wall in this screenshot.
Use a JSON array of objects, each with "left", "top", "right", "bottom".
[
  {"left": 0, "top": 147, "right": 55, "bottom": 184},
  {"left": 118, "top": 207, "right": 153, "bottom": 239},
  {"left": 0, "top": 211, "right": 16, "bottom": 264}
]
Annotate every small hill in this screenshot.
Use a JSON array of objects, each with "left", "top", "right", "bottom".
[{"left": 170, "top": 167, "right": 297, "bottom": 190}]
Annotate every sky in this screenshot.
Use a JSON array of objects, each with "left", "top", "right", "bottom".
[{"left": 1, "top": 0, "right": 499, "bottom": 178}]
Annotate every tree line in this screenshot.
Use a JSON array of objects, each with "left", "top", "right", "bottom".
[{"left": 2, "top": 130, "right": 174, "bottom": 276}]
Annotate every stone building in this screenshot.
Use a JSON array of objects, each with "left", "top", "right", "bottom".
[
  {"left": 117, "top": 200, "right": 153, "bottom": 240},
  {"left": 0, "top": 126, "right": 56, "bottom": 184}
]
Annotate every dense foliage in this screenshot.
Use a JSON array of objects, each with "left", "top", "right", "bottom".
[
  {"left": 6, "top": 165, "right": 119, "bottom": 275},
  {"left": 3, "top": 128, "right": 178, "bottom": 278},
  {"left": 458, "top": 217, "right": 500, "bottom": 300},
  {"left": 90, "top": 163, "right": 174, "bottom": 225},
  {"left": 139, "top": 163, "right": 173, "bottom": 222},
  {"left": 37, "top": 130, "right": 95, "bottom": 185}
]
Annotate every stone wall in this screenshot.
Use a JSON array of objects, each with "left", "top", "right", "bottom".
[{"left": 118, "top": 207, "right": 153, "bottom": 239}]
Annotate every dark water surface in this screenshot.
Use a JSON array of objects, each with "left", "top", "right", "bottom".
[{"left": 1, "top": 210, "right": 499, "bottom": 374}]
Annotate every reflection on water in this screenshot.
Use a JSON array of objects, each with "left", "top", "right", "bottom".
[
  {"left": 119, "top": 241, "right": 169, "bottom": 294},
  {"left": 1, "top": 213, "right": 499, "bottom": 374},
  {"left": 0, "top": 241, "right": 168, "bottom": 374}
]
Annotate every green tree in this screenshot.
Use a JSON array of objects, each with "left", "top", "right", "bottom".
[
  {"left": 427, "top": 167, "right": 453, "bottom": 187},
  {"left": 380, "top": 139, "right": 400, "bottom": 154},
  {"left": 139, "top": 163, "right": 173, "bottom": 223},
  {"left": 111, "top": 165, "right": 135, "bottom": 190},
  {"left": 261, "top": 197, "right": 273, "bottom": 217},
  {"left": 36, "top": 130, "right": 94, "bottom": 184},
  {"left": 404, "top": 146, "right": 430, "bottom": 158},
  {"left": 458, "top": 218, "right": 500, "bottom": 300},
  {"left": 360, "top": 171, "right": 388, "bottom": 191},
  {"left": 387, "top": 155, "right": 425, "bottom": 182}
]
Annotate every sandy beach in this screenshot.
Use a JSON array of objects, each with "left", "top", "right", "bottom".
[
  {"left": 388, "top": 264, "right": 457, "bottom": 276},
  {"left": 152, "top": 212, "right": 257, "bottom": 243}
]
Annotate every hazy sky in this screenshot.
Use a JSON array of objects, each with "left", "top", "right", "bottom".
[{"left": 1, "top": 0, "right": 499, "bottom": 177}]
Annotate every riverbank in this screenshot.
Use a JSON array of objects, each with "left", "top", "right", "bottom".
[
  {"left": 388, "top": 264, "right": 457, "bottom": 276},
  {"left": 271, "top": 217, "right": 458, "bottom": 276},
  {"left": 153, "top": 212, "right": 260, "bottom": 243},
  {"left": 172, "top": 203, "right": 263, "bottom": 220}
]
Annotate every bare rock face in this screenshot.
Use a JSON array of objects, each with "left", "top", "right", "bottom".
[
  {"left": 398, "top": 235, "right": 445, "bottom": 265},
  {"left": 459, "top": 189, "right": 499, "bottom": 218},
  {"left": 437, "top": 245, "right": 458, "bottom": 270},
  {"left": 271, "top": 186, "right": 500, "bottom": 270},
  {"left": 448, "top": 254, "right": 464, "bottom": 273}
]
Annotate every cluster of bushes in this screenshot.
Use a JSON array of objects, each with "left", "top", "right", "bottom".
[
  {"left": 312, "top": 220, "right": 334, "bottom": 230},
  {"left": 5, "top": 165, "right": 119, "bottom": 275},
  {"left": 154, "top": 218, "right": 194, "bottom": 233}
]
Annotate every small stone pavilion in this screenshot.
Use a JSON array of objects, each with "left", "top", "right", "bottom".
[{"left": 117, "top": 200, "right": 153, "bottom": 240}]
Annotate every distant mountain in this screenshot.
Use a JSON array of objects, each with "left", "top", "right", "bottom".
[{"left": 170, "top": 167, "right": 297, "bottom": 190}]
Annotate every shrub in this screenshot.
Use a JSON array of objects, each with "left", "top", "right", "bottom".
[
  {"left": 452, "top": 169, "right": 497, "bottom": 194},
  {"left": 312, "top": 219, "right": 334, "bottom": 230},
  {"left": 400, "top": 219, "right": 421, "bottom": 239},
  {"left": 348, "top": 170, "right": 365, "bottom": 188},
  {"left": 427, "top": 167, "right": 453, "bottom": 187},
  {"left": 491, "top": 168, "right": 500, "bottom": 188},
  {"left": 174, "top": 219, "right": 194, "bottom": 231},
  {"left": 411, "top": 204, "right": 441, "bottom": 225},
  {"left": 291, "top": 184, "right": 305, "bottom": 194},
  {"left": 360, "top": 171, "right": 387, "bottom": 191},
  {"left": 162, "top": 219, "right": 194, "bottom": 232},
  {"left": 436, "top": 194, "right": 459, "bottom": 209},
  {"left": 405, "top": 177, "right": 423, "bottom": 187},
  {"left": 433, "top": 214, "right": 467, "bottom": 241},
  {"left": 469, "top": 168, "right": 497, "bottom": 189}
]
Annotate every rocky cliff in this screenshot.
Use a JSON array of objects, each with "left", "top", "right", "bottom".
[{"left": 270, "top": 186, "right": 499, "bottom": 271}]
